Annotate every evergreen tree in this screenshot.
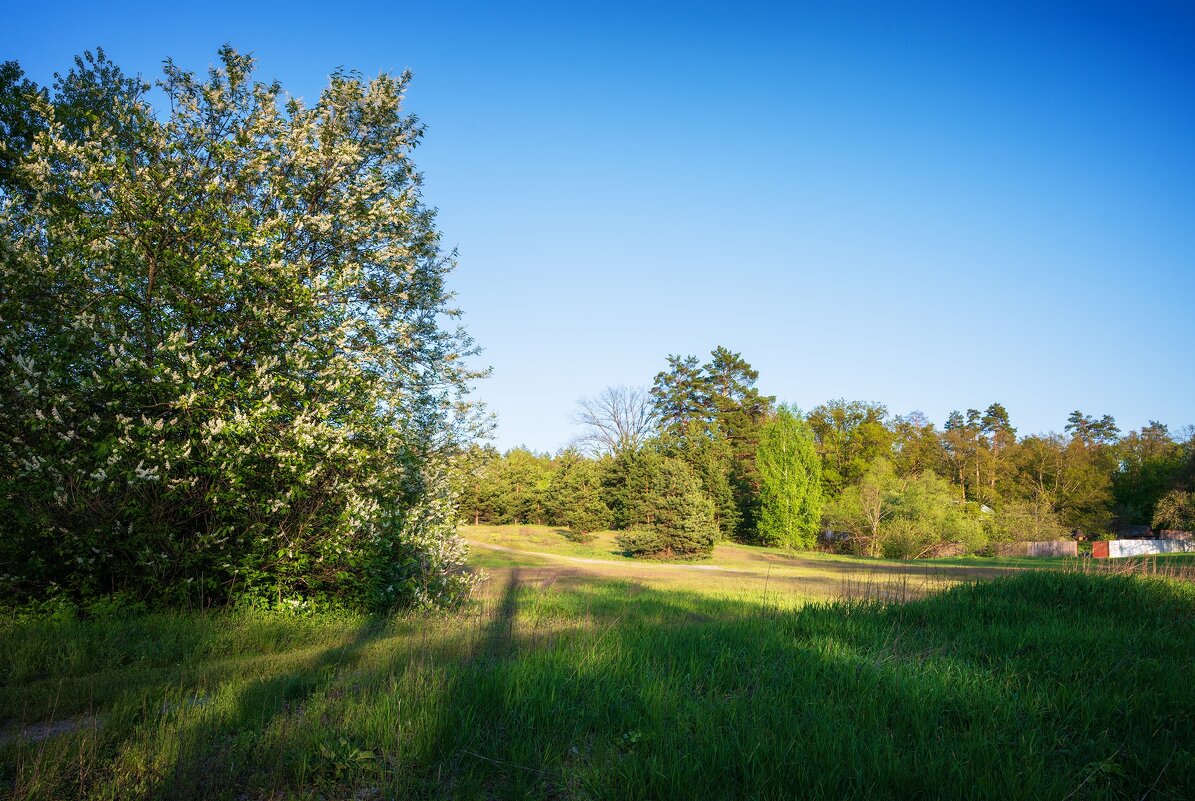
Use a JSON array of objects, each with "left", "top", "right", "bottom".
[
  {"left": 647, "top": 347, "right": 773, "bottom": 541},
  {"left": 483, "top": 449, "right": 554, "bottom": 524},
  {"left": 454, "top": 444, "right": 499, "bottom": 525},
  {"left": 704, "top": 347, "right": 774, "bottom": 539},
  {"left": 545, "top": 451, "right": 610, "bottom": 539},
  {"left": 600, "top": 450, "right": 637, "bottom": 530},
  {"left": 650, "top": 355, "right": 711, "bottom": 439},
  {"left": 618, "top": 452, "right": 717, "bottom": 557},
  {"left": 980, "top": 403, "right": 1017, "bottom": 504},
  {"left": 942, "top": 410, "right": 977, "bottom": 501},
  {"left": 659, "top": 421, "right": 740, "bottom": 539}
]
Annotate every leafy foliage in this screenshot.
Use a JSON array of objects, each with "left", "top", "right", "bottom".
[
  {"left": 0, "top": 49, "right": 480, "bottom": 609},
  {"left": 546, "top": 451, "right": 610, "bottom": 539},
  {"left": 755, "top": 406, "right": 822, "bottom": 548},
  {"left": 1153, "top": 490, "right": 1195, "bottom": 531},
  {"left": 474, "top": 349, "right": 1190, "bottom": 560}
]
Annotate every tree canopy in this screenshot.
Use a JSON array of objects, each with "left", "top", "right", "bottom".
[
  {"left": 0, "top": 48, "right": 481, "bottom": 609},
  {"left": 756, "top": 406, "right": 822, "bottom": 549}
]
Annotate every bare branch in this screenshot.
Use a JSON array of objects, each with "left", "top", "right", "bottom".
[{"left": 570, "top": 385, "right": 656, "bottom": 456}]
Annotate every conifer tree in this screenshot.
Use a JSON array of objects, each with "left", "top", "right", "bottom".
[
  {"left": 546, "top": 451, "right": 611, "bottom": 540},
  {"left": 618, "top": 452, "right": 717, "bottom": 557}
]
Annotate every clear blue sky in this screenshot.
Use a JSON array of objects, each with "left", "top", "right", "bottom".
[{"left": 6, "top": 1, "right": 1194, "bottom": 451}]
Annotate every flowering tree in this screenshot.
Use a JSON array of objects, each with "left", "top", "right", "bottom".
[{"left": 0, "top": 48, "right": 482, "bottom": 609}]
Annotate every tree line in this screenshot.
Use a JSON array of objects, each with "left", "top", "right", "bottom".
[{"left": 459, "top": 348, "right": 1195, "bottom": 559}]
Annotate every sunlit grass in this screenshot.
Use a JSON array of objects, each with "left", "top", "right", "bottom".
[
  {"left": 461, "top": 523, "right": 1067, "bottom": 569},
  {"left": 3, "top": 568, "right": 1193, "bottom": 800},
  {"left": 461, "top": 524, "right": 1041, "bottom": 603}
]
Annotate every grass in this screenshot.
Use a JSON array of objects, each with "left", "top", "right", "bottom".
[
  {"left": 2, "top": 563, "right": 1194, "bottom": 800},
  {"left": 462, "top": 523, "right": 1071, "bottom": 569},
  {"left": 461, "top": 524, "right": 1047, "bottom": 602}
]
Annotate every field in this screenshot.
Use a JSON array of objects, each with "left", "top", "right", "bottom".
[
  {"left": 2, "top": 527, "right": 1194, "bottom": 800},
  {"left": 461, "top": 524, "right": 1058, "bottom": 602}
]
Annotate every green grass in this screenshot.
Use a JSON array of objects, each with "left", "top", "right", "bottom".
[
  {"left": 461, "top": 523, "right": 1070, "bottom": 570},
  {"left": 460, "top": 522, "right": 1025, "bottom": 571},
  {"left": 3, "top": 568, "right": 1194, "bottom": 800},
  {"left": 461, "top": 524, "right": 1051, "bottom": 603}
]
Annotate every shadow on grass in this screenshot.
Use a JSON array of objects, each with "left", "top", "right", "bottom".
[
  {"left": 384, "top": 570, "right": 1195, "bottom": 800},
  {"left": 136, "top": 617, "right": 393, "bottom": 800},
  {"left": 6, "top": 571, "right": 1195, "bottom": 800}
]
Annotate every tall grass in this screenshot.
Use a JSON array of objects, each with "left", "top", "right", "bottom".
[
  {"left": 2, "top": 569, "right": 1193, "bottom": 800},
  {"left": 1066, "top": 553, "right": 1195, "bottom": 582}
]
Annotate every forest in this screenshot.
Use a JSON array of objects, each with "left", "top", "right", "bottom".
[{"left": 459, "top": 346, "right": 1195, "bottom": 559}]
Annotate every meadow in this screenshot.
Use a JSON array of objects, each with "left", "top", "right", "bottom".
[{"left": 2, "top": 528, "right": 1193, "bottom": 800}]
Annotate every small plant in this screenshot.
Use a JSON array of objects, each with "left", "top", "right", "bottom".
[{"left": 562, "top": 527, "right": 597, "bottom": 544}]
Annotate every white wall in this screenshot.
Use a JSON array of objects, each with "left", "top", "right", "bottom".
[{"left": 1108, "top": 539, "right": 1195, "bottom": 558}]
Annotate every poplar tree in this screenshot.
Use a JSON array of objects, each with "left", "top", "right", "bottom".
[{"left": 756, "top": 406, "right": 823, "bottom": 549}]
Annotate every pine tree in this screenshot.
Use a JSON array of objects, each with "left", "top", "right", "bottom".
[
  {"left": 546, "top": 451, "right": 610, "bottom": 540},
  {"left": 618, "top": 452, "right": 717, "bottom": 557}
]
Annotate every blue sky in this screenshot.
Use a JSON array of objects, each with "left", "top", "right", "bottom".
[{"left": 6, "top": 1, "right": 1194, "bottom": 451}]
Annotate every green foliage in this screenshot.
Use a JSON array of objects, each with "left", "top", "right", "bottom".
[
  {"left": 617, "top": 452, "right": 717, "bottom": 557},
  {"left": 658, "top": 421, "right": 740, "bottom": 539},
  {"left": 755, "top": 406, "right": 822, "bottom": 549},
  {"left": 826, "top": 463, "right": 987, "bottom": 558},
  {"left": 649, "top": 347, "right": 773, "bottom": 540},
  {"left": 939, "top": 403, "right": 1018, "bottom": 506},
  {"left": 0, "top": 49, "right": 479, "bottom": 610},
  {"left": 1153, "top": 490, "right": 1195, "bottom": 531},
  {"left": 807, "top": 399, "right": 893, "bottom": 497},
  {"left": 1005, "top": 428, "right": 1122, "bottom": 537},
  {"left": 888, "top": 411, "right": 946, "bottom": 477},
  {"left": 453, "top": 443, "right": 499, "bottom": 526},
  {"left": 1112, "top": 421, "right": 1188, "bottom": 525},
  {"left": 824, "top": 459, "right": 899, "bottom": 556},
  {"left": 650, "top": 354, "right": 711, "bottom": 437},
  {"left": 476, "top": 448, "right": 555, "bottom": 525},
  {"left": 877, "top": 473, "right": 987, "bottom": 558},
  {"left": 545, "top": 451, "right": 610, "bottom": 539},
  {"left": 985, "top": 498, "right": 1068, "bottom": 544}
]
